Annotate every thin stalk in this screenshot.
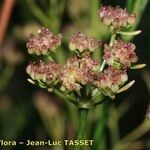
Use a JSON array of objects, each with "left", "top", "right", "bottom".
[
  {"left": 54, "top": 47, "right": 66, "bottom": 65},
  {"left": 99, "top": 60, "right": 106, "bottom": 72},
  {"left": 74, "top": 108, "right": 88, "bottom": 150},
  {"left": 108, "top": 107, "right": 120, "bottom": 148},
  {"left": 25, "top": 0, "right": 51, "bottom": 28},
  {"left": 120, "top": 119, "right": 150, "bottom": 143},
  {"left": 90, "top": 0, "right": 100, "bottom": 26},
  {"left": 53, "top": 89, "right": 77, "bottom": 103},
  {"left": 124, "top": 0, "right": 149, "bottom": 41},
  {"left": 67, "top": 104, "right": 78, "bottom": 129},
  {"left": 53, "top": 89, "right": 79, "bottom": 129},
  {"left": 90, "top": 0, "right": 101, "bottom": 37},
  {"left": 109, "top": 33, "right": 117, "bottom": 47},
  {"left": 114, "top": 119, "right": 150, "bottom": 150},
  {"left": 0, "top": 64, "right": 14, "bottom": 92},
  {"left": 89, "top": 0, "right": 103, "bottom": 61},
  {"left": 131, "top": 0, "right": 148, "bottom": 27},
  {"left": 53, "top": 89, "right": 68, "bottom": 101},
  {"left": 127, "top": 0, "right": 134, "bottom": 12},
  {"left": 100, "top": 33, "right": 116, "bottom": 72},
  {"left": 93, "top": 103, "right": 108, "bottom": 150}
]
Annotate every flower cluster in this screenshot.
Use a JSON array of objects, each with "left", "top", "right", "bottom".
[
  {"left": 103, "top": 40, "right": 138, "bottom": 69},
  {"left": 26, "top": 27, "right": 62, "bottom": 55},
  {"left": 26, "top": 61, "right": 61, "bottom": 85},
  {"left": 95, "top": 67, "right": 128, "bottom": 98},
  {"left": 99, "top": 6, "right": 136, "bottom": 30},
  {"left": 60, "top": 52, "right": 100, "bottom": 91},
  {"left": 69, "top": 32, "right": 102, "bottom": 52},
  {"left": 26, "top": 3, "right": 143, "bottom": 102}
]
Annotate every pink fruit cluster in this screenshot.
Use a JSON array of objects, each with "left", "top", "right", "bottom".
[
  {"left": 69, "top": 32, "right": 102, "bottom": 52},
  {"left": 103, "top": 40, "right": 138, "bottom": 69},
  {"left": 99, "top": 6, "right": 136, "bottom": 30},
  {"left": 95, "top": 67, "right": 128, "bottom": 95},
  {"left": 26, "top": 27, "right": 62, "bottom": 55}
]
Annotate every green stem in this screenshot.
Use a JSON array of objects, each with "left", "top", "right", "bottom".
[
  {"left": 25, "top": 0, "right": 51, "bottom": 28},
  {"left": 90, "top": 0, "right": 101, "bottom": 37},
  {"left": 124, "top": 0, "right": 148, "bottom": 41},
  {"left": 90, "top": 0, "right": 100, "bottom": 26},
  {"left": 53, "top": 89, "right": 79, "bottom": 130},
  {"left": 93, "top": 103, "right": 108, "bottom": 150},
  {"left": 0, "top": 64, "right": 14, "bottom": 92},
  {"left": 53, "top": 89, "right": 77, "bottom": 103},
  {"left": 108, "top": 107, "right": 120, "bottom": 149},
  {"left": 100, "top": 33, "right": 116, "bottom": 72},
  {"left": 127, "top": 0, "right": 134, "bottom": 12},
  {"left": 132, "top": 0, "right": 148, "bottom": 27},
  {"left": 120, "top": 119, "right": 150, "bottom": 143},
  {"left": 89, "top": 0, "right": 102, "bottom": 61},
  {"left": 74, "top": 108, "right": 88, "bottom": 150},
  {"left": 109, "top": 33, "right": 117, "bottom": 47},
  {"left": 115, "top": 119, "right": 150, "bottom": 150},
  {"left": 53, "top": 89, "right": 68, "bottom": 101}
]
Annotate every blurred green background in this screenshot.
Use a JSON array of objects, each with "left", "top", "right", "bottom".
[{"left": 0, "top": 0, "right": 150, "bottom": 150}]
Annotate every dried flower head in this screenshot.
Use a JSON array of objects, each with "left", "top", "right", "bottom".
[
  {"left": 95, "top": 67, "right": 128, "bottom": 96},
  {"left": 26, "top": 61, "right": 61, "bottom": 85},
  {"left": 26, "top": 27, "right": 62, "bottom": 55},
  {"left": 60, "top": 52, "right": 100, "bottom": 91},
  {"left": 103, "top": 40, "right": 138, "bottom": 69},
  {"left": 99, "top": 6, "right": 136, "bottom": 30},
  {"left": 69, "top": 32, "right": 102, "bottom": 52}
]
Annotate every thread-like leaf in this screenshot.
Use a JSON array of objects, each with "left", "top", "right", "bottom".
[
  {"left": 117, "top": 30, "right": 141, "bottom": 36},
  {"left": 117, "top": 80, "right": 135, "bottom": 93},
  {"left": 27, "top": 78, "right": 35, "bottom": 84},
  {"left": 131, "top": 64, "right": 146, "bottom": 69}
]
